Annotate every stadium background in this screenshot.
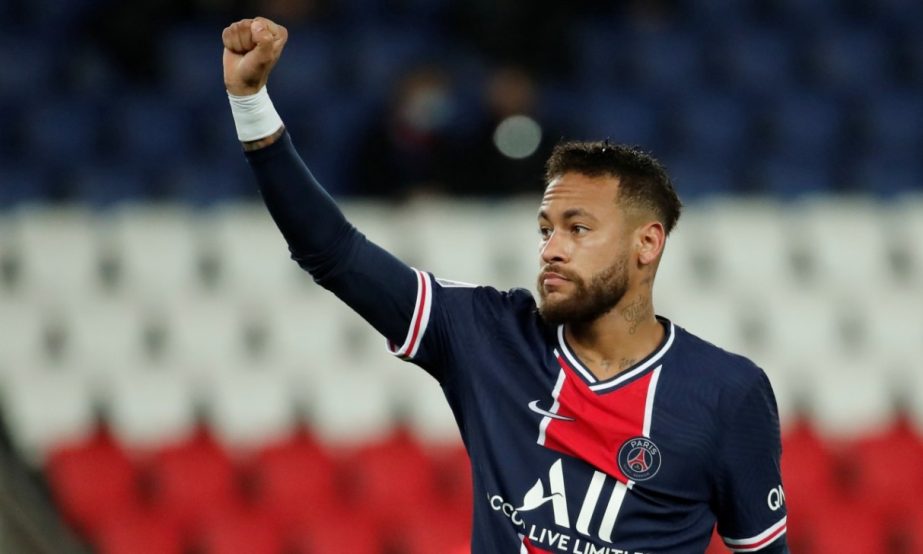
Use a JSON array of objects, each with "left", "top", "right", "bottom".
[{"left": 1, "top": 0, "right": 922, "bottom": 552}]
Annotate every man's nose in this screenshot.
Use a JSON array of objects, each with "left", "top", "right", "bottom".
[{"left": 540, "top": 231, "right": 569, "bottom": 264}]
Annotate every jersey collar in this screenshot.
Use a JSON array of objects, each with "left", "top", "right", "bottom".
[{"left": 555, "top": 316, "right": 675, "bottom": 393}]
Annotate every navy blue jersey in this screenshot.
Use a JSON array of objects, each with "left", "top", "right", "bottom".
[{"left": 244, "top": 132, "right": 788, "bottom": 554}]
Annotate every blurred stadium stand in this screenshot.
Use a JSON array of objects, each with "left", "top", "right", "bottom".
[{"left": 1, "top": 0, "right": 922, "bottom": 552}]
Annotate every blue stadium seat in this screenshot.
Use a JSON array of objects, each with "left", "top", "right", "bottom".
[
  {"left": 672, "top": 91, "right": 754, "bottom": 160},
  {"left": 0, "top": 167, "right": 50, "bottom": 209},
  {"left": 572, "top": 21, "right": 631, "bottom": 85},
  {"left": 764, "top": 93, "right": 845, "bottom": 161},
  {"left": 161, "top": 25, "right": 225, "bottom": 104},
  {"left": 809, "top": 28, "right": 892, "bottom": 94},
  {"left": 109, "top": 97, "right": 193, "bottom": 168},
  {"left": 346, "top": 24, "right": 444, "bottom": 96},
  {"left": 757, "top": 156, "right": 837, "bottom": 198},
  {"left": 721, "top": 28, "right": 799, "bottom": 94},
  {"left": 23, "top": 99, "right": 103, "bottom": 167},
  {"left": 663, "top": 156, "right": 740, "bottom": 199},
  {"left": 861, "top": 90, "right": 923, "bottom": 157},
  {"left": 166, "top": 162, "right": 249, "bottom": 207},
  {"left": 268, "top": 29, "right": 340, "bottom": 106},
  {"left": 0, "top": 36, "right": 55, "bottom": 101},
  {"left": 629, "top": 29, "right": 706, "bottom": 95},
  {"left": 72, "top": 165, "right": 151, "bottom": 208},
  {"left": 852, "top": 154, "right": 923, "bottom": 197},
  {"left": 578, "top": 91, "right": 664, "bottom": 151}
]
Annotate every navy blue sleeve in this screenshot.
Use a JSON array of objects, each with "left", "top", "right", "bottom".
[
  {"left": 243, "top": 131, "right": 437, "bottom": 375},
  {"left": 713, "top": 369, "right": 788, "bottom": 553}
]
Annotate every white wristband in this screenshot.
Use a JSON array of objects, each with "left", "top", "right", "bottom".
[{"left": 227, "top": 86, "right": 284, "bottom": 142}]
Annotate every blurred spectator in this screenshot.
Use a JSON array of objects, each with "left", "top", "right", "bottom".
[
  {"left": 449, "top": 66, "right": 566, "bottom": 197},
  {"left": 352, "top": 66, "right": 461, "bottom": 198}
]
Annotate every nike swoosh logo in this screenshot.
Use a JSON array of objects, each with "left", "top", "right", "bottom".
[{"left": 528, "top": 400, "right": 575, "bottom": 421}]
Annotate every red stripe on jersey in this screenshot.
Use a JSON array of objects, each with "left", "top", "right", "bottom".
[
  {"left": 542, "top": 353, "right": 654, "bottom": 481},
  {"left": 405, "top": 270, "right": 428, "bottom": 355}
]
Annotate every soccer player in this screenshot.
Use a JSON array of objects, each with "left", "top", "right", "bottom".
[{"left": 222, "top": 17, "right": 789, "bottom": 553}]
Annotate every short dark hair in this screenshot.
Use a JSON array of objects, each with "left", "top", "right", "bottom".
[{"left": 544, "top": 141, "right": 682, "bottom": 234}]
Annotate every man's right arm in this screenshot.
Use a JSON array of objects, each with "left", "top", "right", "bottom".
[{"left": 222, "top": 18, "right": 426, "bottom": 370}]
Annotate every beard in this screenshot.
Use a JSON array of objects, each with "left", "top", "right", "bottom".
[{"left": 537, "top": 256, "right": 629, "bottom": 327}]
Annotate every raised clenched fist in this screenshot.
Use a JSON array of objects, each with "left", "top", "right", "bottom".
[{"left": 222, "top": 17, "right": 288, "bottom": 96}]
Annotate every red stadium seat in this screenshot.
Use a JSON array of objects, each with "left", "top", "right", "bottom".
[
  {"left": 801, "top": 503, "right": 887, "bottom": 554},
  {"left": 146, "top": 427, "right": 243, "bottom": 536},
  {"left": 95, "top": 507, "right": 183, "bottom": 554},
  {"left": 46, "top": 427, "right": 140, "bottom": 540},
  {"left": 839, "top": 418, "right": 923, "bottom": 518},
  {"left": 391, "top": 508, "right": 472, "bottom": 554},
  {"left": 338, "top": 429, "right": 438, "bottom": 529},
  {"left": 781, "top": 419, "right": 839, "bottom": 523},
  {"left": 198, "top": 505, "right": 284, "bottom": 554},
  {"left": 286, "top": 506, "right": 383, "bottom": 554},
  {"left": 251, "top": 431, "right": 339, "bottom": 529}
]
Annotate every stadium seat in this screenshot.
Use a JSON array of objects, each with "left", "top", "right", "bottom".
[
  {"left": 161, "top": 25, "right": 226, "bottom": 105},
  {"left": 108, "top": 97, "right": 193, "bottom": 168},
  {"left": 12, "top": 206, "right": 102, "bottom": 302},
  {"left": 792, "top": 199, "right": 894, "bottom": 293},
  {"left": 579, "top": 91, "right": 664, "bottom": 152},
  {"left": 756, "top": 155, "right": 837, "bottom": 198},
  {"left": 809, "top": 354, "right": 897, "bottom": 439},
  {"left": 396, "top": 366, "right": 462, "bottom": 445},
  {"left": 695, "top": 198, "right": 799, "bottom": 297},
  {"left": 106, "top": 364, "right": 198, "bottom": 452},
  {"left": 672, "top": 91, "right": 754, "bottom": 162},
  {"left": 197, "top": 505, "right": 284, "bottom": 554},
  {"left": 0, "top": 367, "right": 98, "bottom": 465},
  {"left": 310, "top": 368, "right": 398, "bottom": 446},
  {"left": 0, "top": 167, "right": 50, "bottom": 208},
  {"left": 199, "top": 203, "right": 307, "bottom": 302},
  {"left": 629, "top": 29, "right": 706, "bottom": 95},
  {"left": 107, "top": 205, "right": 203, "bottom": 303},
  {"left": 63, "top": 295, "right": 150, "bottom": 386},
  {"left": 664, "top": 155, "right": 739, "bottom": 199},
  {"left": 781, "top": 420, "right": 839, "bottom": 522},
  {"left": 146, "top": 428, "right": 243, "bottom": 536},
  {"left": 285, "top": 506, "right": 383, "bottom": 554},
  {"left": 860, "top": 90, "right": 923, "bottom": 157},
  {"left": 23, "top": 98, "right": 103, "bottom": 167},
  {"left": 72, "top": 163, "right": 153, "bottom": 208},
  {"left": 165, "top": 161, "right": 250, "bottom": 207},
  {"left": 808, "top": 27, "right": 891, "bottom": 93},
  {"left": 799, "top": 503, "right": 889, "bottom": 554},
  {"left": 95, "top": 507, "right": 184, "bottom": 554},
  {"left": 0, "top": 297, "right": 54, "bottom": 373},
  {"left": 251, "top": 432, "right": 339, "bottom": 530},
  {"left": 720, "top": 28, "right": 798, "bottom": 94},
  {"left": 339, "top": 430, "right": 437, "bottom": 529},
  {"left": 0, "top": 36, "right": 54, "bottom": 100},
  {"left": 838, "top": 419, "right": 923, "bottom": 518},
  {"left": 852, "top": 153, "right": 923, "bottom": 197},
  {"left": 46, "top": 428, "right": 139, "bottom": 539},
  {"left": 206, "top": 363, "right": 297, "bottom": 452},
  {"left": 764, "top": 93, "right": 845, "bottom": 162}
]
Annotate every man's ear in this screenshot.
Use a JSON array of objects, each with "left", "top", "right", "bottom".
[{"left": 637, "top": 221, "right": 666, "bottom": 266}]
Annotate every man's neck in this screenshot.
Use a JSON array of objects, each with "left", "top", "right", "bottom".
[{"left": 564, "top": 292, "right": 663, "bottom": 381}]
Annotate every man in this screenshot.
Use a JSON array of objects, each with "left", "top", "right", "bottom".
[{"left": 222, "top": 17, "right": 788, "bottom": 553}]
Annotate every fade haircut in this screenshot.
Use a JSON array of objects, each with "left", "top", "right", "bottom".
[{"left": 544, "top": 141, "right": 683, "bottom": 235}]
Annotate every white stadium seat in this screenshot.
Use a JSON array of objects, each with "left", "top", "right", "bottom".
[
  {"left": 199, "top": 202, "right": 307, "bottom": 304},
  {"left": 806, "top": 354, "right": 897, "bottom": 439},
  {"left": 0, "top": 297, "right": 55, "bottom": 374},
  {"left": 107, "top": 205, "right": 203, "bottom": 303},
  {"left": 105, "top": 363, "right": 198, "bottom": 451},
  {"left": 12, "top": 206, "right": 103, "bottom": 302},
  {"left": 206, "top": 362, "right": 297, "bottom": 451},
  {"left": 1, "top": 367, "right": 97, "bottom": 465},
  {"left": 309, "top": 368, "right": 397, "bottom": 447},
  {"left": 792, "top": 198, "right": 894, "bottom": 295}
]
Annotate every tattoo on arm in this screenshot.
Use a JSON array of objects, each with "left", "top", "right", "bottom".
[{"left": 241, "top": 125, "right": 286, "bottom": 151}]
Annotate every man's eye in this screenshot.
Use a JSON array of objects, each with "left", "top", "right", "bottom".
[
  {"left": 573, "top": 225, "right": 589, "bottom": 235},
  {"left": 539, "top": 227, "right": 551, "bottom": 239}
]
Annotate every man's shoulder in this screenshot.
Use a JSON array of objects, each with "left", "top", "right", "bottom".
[{"left": 669, "top": 321, "right": 769, "bottom": 393}]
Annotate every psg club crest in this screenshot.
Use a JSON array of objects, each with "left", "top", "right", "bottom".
[{"left": 617, "top": 437, "right": 662, "bottom": 482}]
